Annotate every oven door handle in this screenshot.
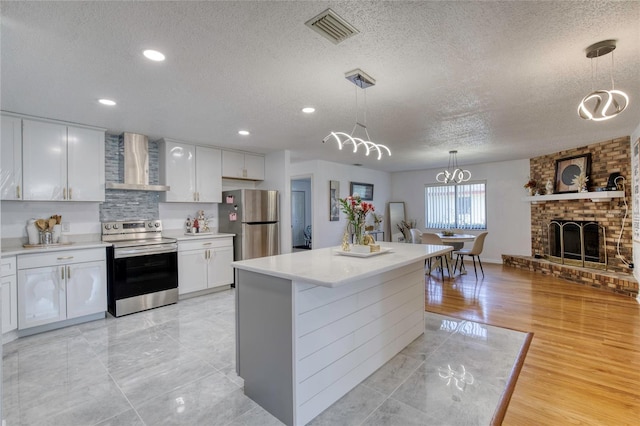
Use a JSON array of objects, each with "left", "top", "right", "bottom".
[{"left": 114, "top": 244, "right": 177, "bottom": 259}]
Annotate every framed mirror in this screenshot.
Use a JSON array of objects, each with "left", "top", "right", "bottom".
[{"left": 387, "top": 202, "right": 406, "bottom": 242}]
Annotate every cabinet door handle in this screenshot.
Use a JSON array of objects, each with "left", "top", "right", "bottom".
[
  {"left": 63, "top": 188, "right": 67, "bottom": 200},
  {"left": 67, "top": 266, "right": 71, "bottom": 279},
  {"left": 197, "top": 192, "right": 200, "bottom": 201},
  {"left": 61, "top": 266, "right": 65, "bottom": 280},
  {"left": 69, "top": 187, "right": 72, "bottom": 200},
  {"left": 16, "top": 185, "right": 20, "bottom": 199},
  {"left": 57, "top": 256, "right": 74, "bottom": 260}
]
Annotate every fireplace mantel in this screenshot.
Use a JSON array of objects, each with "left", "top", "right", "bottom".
[{"left": 522, "top": 190, "right": 624, "bottom": 203}]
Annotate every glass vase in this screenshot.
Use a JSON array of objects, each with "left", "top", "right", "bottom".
[{"left": 352, "top": 221, "right": 365, "bottom": 245}]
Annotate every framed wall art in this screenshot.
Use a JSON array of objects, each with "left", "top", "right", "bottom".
[
  {"left": 329, "top": 180, "right": 340, "bottom": 221},
  {"left": 554, "top": 153, "right": 592, "bottom": 193},
  {"left": 350, "top": 181, "right": 374, "bottom": 200}
]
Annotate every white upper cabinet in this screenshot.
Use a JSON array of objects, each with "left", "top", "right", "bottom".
[
  {"left": 1, "top": 115, "right": 23, "bottom": 200},
  {"left": 222, "top": 150, "right": 264, "bottom": 180},
  {"left": 159, "top": 139, "right": 196, "bottom": 202},
  {"left": 195, "top": 146, "right": 222, "bottom": 202},
  {"left": 67, "top": 126, "right": 106, "bottom": 201},
  {"left": 159, "top": 139, "right": 221, "bottom": 203},
  {"left": 22, "top": 118, "right": 105, "bottom": 201}
]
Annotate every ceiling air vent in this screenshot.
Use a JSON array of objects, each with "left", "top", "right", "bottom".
[{"left": 305, "top": 8, "right": 359, "bottom": 44}]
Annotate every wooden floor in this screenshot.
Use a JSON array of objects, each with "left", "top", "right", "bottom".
[{"left": 425, "top": 263, "right": 640, "bottom": 425}]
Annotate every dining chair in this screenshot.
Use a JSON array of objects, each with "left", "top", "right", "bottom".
[
  {"left": 421, "top": 232, "right": 450, "bottom": 280},
  {"left": 409, "top": 228, "right": 423, "bottom": 244},
  {"left": 453, "top": 232, "right": 488, "bottom": 278}
]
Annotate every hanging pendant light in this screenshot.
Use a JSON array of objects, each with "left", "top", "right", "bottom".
[
  {"left": 322, "top": 69, "right": 391, "bottom": 160},
  {"left": 578, "top": 40, "right": 629, "bottom": 121},
  {"left": 436, "top": 150, "right": 471, "bottom": 184}
]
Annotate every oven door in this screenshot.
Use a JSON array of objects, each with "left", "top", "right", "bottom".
[{"left": 107, "top": 247, "right": 178, "bottom": 316}]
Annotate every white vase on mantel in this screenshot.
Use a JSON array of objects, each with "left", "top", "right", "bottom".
[{"left": 545, "top": 179, "right": 554, "bottom": 195}]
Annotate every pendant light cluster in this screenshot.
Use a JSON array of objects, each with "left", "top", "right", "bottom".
[
  {"left": 436, "top": 150, "right": 471, "bottom": 184},
  {"left": 578, "top": 40, "right": 629, "bottom": 122},
  {"left": 322, "top": 69, "right": 391, "bottom": 160}
]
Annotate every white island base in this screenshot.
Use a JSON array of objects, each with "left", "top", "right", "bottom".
[{"left": 233, "top": 243, "right": 451, "bottom": 425}]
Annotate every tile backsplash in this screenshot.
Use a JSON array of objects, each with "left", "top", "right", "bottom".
[{"left": 99, "top": 133, "right": 160, "bottom": 221}]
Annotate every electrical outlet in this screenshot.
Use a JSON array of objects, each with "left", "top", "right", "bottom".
[{"left": 61, "top": 222, "right": 70, "bottom": 232}]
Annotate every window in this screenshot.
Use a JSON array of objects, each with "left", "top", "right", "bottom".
[{"left": 425, "top": 182, "right": 486, "bottom": 230}]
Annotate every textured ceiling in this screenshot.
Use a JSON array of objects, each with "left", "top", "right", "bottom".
[{"left": 1, "top": 1, "right": 639, "bottom": 172}]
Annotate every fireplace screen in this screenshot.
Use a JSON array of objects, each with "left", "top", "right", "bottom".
[{"left": 547, "top": 220, "right": 607, "bottom": 269}]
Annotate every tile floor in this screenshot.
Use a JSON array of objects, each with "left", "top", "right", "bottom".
[{"left": 2, "top": 289, "right": 528, "bottom": 425}]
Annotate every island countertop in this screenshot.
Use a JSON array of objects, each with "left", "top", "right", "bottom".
[{"left": 231, "top": 242, "right": 452, "bottom": 288}]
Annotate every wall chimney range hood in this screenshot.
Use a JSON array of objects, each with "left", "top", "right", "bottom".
[{"left": 105, "top": 132, "right": 170, "bottom": 191}]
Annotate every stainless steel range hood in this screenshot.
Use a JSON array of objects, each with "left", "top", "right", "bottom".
[{"left": 105, "top": 133, "right": 170, "bottom": 191}]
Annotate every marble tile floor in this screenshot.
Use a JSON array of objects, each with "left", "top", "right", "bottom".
[{"left": 2, "top": 289, "right": 530, "bottom": 425}]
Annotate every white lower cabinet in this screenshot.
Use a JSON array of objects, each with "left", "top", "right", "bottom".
[
  {"left": 17, "top": 248, "right": 106, "bottom": 330},
  {"left": 1, "top": 256, "right": 18, "bottom": 333},
  {"left": 178, "top": 237, "right": 233, "bottom": 295}
]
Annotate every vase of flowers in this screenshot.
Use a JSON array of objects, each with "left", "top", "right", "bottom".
[
  {"left": 339, "top": 194, "right": 375, "bottom": 246},
  {"left": 572, "top": 172, "right": 589, "bottom": 192},
  {"left": 524, "top": 178, "right": 537, "bottom": 196}
]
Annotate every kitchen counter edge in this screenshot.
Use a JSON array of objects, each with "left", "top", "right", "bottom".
[
  {"left": 232, "top": 243, "right": 452, "bottom": 288},
  {"left": 163, "top": 230, "right": 235, "bottom": 241},
  {"left": 1, "top": 241, "right": 111, "bottom": 257}
]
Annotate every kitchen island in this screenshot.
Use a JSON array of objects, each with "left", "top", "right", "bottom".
[{"left": 232, "top": 242, "right": 452, "bottom": 426}]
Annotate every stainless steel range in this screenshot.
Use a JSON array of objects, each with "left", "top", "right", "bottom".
[{"left": 102, "top": 219, "right": 178, "bottom": 317}]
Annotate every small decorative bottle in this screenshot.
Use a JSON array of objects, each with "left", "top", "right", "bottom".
[{"left": 341, "top": 230, "right": 350, "bottom": 251}]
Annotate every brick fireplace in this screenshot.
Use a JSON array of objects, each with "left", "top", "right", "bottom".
[{"left": 503, "top": 136, "right": 637, "bottom": 297}]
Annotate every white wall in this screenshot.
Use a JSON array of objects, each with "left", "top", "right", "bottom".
[
  {"left": 290, "top": 160, "right": 392, "bottom": 249},
  {"left": 390, "top": 159, "right": 532, "bottom": 264}
]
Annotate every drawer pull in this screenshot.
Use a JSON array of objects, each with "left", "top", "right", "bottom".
[
  {"left": 57, "top": 256, "right": 74, "bottom": 260},
  {"left": 202, "top": 242, "right": 212, "bottom": 246}
]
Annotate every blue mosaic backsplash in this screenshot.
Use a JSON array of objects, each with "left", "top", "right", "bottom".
[{"left": 99, "top": 133, "right": 160, "bottom": 221}]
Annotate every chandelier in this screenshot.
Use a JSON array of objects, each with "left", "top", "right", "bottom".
[
  {"left": 578, "top": 40, "right": 629, "bottom": 121},
  {"left": 322, "top": 69, "right": 391, "bottom": 160},
  {"left": 436, "top": 150, "right": 471, "bottom": 184}
]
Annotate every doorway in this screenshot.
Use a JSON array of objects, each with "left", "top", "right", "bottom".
[{"left": 291, "top": 177, "right": 312, "bottom": 251}]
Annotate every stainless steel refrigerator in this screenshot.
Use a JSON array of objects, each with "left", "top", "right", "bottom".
[{"left": 218, "top": 189, "right": 279, "bottom": 261}]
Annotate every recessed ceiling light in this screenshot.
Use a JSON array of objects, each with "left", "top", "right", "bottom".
[
  {"left": 238, "top": 130, "right": 250, "bottom": 136},
  {"left": 98, "top": 99, "right": 116, "bottom": 106},
  {"left": 143, "top": 49, "right": 165, "bottom": 61},
  {"left": 302, "top": 107, "right": 316, "bottom": 113}
]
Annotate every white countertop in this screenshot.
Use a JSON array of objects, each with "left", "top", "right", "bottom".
[
  {"left": 232, "top": 242, "right": 452, "bottom": 288},
  {"left": 1, "top": 241, "right": 111, "bottom": 257},
  {"left": 162, "top": 230, "right": 235, "bottom": 241}
]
